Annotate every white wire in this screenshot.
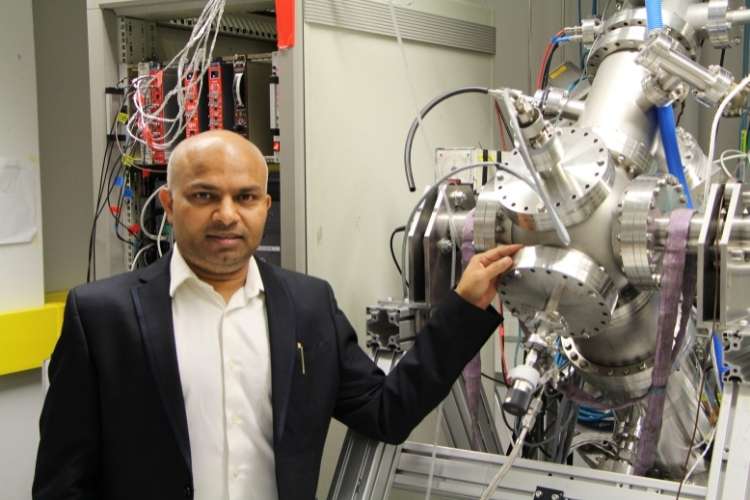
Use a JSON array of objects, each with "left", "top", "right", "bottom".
[
  {"left": 127, "top": 0, "right": 226, "bottom": 150},
  {"left": 140, "top": 186, "right": 165, "bottom": 240},
  {"left": 157, "top": 213, "right": 167, "bottom": 257},
  {"left": 386, "top": 0, "right": 435, "bottom": 179},
  {"left": 439, "top": 185, "right": 463, "bottom": 289},
  {"left": 130, "top": 243, "right": 155, "bottom": 271},
  {"left": 717, "top": 149, "right": 747, "bottom": 180},
  {"left": 424, "top": 402, "right": 445, "bottom": 500},
  {"left": 703, "top": 72, "right": 750, "bottom": 206},
  {"left": 682, "top": 428, "right": 716, "bottom": 484},
  {"left": 234, "top": 73, "right": 244, "bottom": 108},
  {"left": 479, "top": 426, "right": 530, "bottom": 500}
]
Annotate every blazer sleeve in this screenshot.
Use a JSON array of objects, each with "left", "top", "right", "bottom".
[
  {"left": 33, "top": 290, "right": 101, "bottom": 500},
  {"left": 329, "top": 285, "right": 502, "bottom": 444}
]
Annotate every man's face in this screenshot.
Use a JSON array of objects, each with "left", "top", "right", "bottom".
[{"left": 160, "top": 142, "right": 271, "bottom": 276}]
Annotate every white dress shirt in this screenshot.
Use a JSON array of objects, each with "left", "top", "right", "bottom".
[{"left": 170, "top": 245, "right": 278, "bottom": 500}]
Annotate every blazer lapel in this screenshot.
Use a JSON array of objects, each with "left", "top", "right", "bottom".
[
  {"left": 130, "top": 256, "right": 192, "bottom": 473},
  {"left": 257, "top": 259, "right": 297, "bottom": 444}
]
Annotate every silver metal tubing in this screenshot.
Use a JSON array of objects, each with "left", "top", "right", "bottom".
[
  {"left": 728, "top": 8, "right": 750, "bottom": 25},
  {"left": 651, "top": 214, "right": 750, "bottom": 253}
]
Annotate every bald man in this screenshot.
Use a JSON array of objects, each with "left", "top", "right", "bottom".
[{"left": 33, "top": 130, "right": 520, "bottom": 500}]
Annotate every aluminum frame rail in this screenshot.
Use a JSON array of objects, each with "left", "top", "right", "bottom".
[
  {"left": 328, "top": 350, "right": 503, "bottom": 499},
  {"left": 327, "top": 350, "right": 402, "bottom": 500},
  {"left": 706, "top": 382, "right": 750, "bottom": 500},
  {"left": 392, "top": 443, "right": 707, "bottom": 500},
  {"left": 330, "top": 378, "right": 750, "bottom": 499}
]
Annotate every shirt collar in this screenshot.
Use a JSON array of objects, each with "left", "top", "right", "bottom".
[{"left": 169, "top": 244, "right": 264, "bottom": 300}]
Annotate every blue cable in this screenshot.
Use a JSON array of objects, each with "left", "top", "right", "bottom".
[
  {"left": 578, "top": 0, "right": 584, "bottom": 68},
  {"left": 555, "top": 340, "right": 613, "bottom": 422},
  {"left": 712, "top": 332, "right": 726, "bottom": 388},
  {"left": 645, "top": 0, "right": 693, "bottom": 208}
]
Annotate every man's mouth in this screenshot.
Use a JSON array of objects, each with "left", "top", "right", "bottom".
[
  {"left": 206, "top": 234, "right": 244, "bottom": 243},
  {"left": 207, "top": 233, "right": 243, "bottom": 239}
]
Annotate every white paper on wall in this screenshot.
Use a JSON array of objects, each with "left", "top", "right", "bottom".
[{"left": 0, "top": 159, "right": 38, "bottom": 245}]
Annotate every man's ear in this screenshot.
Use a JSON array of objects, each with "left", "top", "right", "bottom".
[{"left": 158, "top": 187, "right": 174, "bottom": 224}]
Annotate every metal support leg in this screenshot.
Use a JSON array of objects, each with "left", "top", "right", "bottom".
[
  {"left": 706, "top": 382, "right": 750, "bottom": 500},
  {"left": 328, "top": 351, "right": 402, "bottom": 500},
  {"left": 327, "top": 430, "right": 401, "bottom": 500},
  {"left": 443, "top": 374, "right": 502, "bottom": 453},
  {"left": 329, "top": 350, "right": 503, "bottom": 499}
]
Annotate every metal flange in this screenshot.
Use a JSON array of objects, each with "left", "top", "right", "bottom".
[
  {"left": 473, "top": 188, "right": 508, "bottom": 251},
  {"left": 561, "top": 336, "right": 653, "bottom": 379},
  {"left": 612, "top": 175, "right": 687, "bottom": 288},
  {"left": 499, "top": 246, "right": 618, "bottom": 339},
  {"left": 586, "top": 8, "right": 697, "bottom": 78},
  {"left": 497, "top": 127, "right": 615, "bottom": 232}
]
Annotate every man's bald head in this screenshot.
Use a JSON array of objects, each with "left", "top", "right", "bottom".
[
  {"left": 158, "top": 130, "right": 273, "bottom": 282},
  {"left": 166, "top": 130, "right": 268, "bottom": 192}
]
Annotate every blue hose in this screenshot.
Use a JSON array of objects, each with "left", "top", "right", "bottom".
[
  {"left": 645, "top": 0, "right": 663, "bottom": 28},
  {"left": 645, "top": 0, "right": 694, "bottom": 208},
  {"left": 712, "top": 332, "right": 726, "bottom": 388}
]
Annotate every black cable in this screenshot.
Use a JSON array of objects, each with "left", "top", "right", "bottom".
[
  {"left": 501, "top": 406, "right": 516, "bottom": 435},
  {"left": 110, "top": 165, "right": 135, "bottom": 246},
  {"left": 403, "top": 87, "right": 490, "bottom": 191},
  {"left": 389, "top": 225, "right": 406, "bottom": 276},
  {"left": 541, "top": 42, "right": 562, "bottom": 90},
  {"left": 524, "top": 404, "right": 576, "bottom": 449},
  {"left": 676, "top": 101, "right": 687, "bottom": 127},
  {"left": 88, "top": 138, "right": 115, "bottom": 277},
  {"left": 87, "top": 129, "right": 118, "bottom": 282},
  {"left": 675, "top": 348, "right": 712, "bottom": 499},
  {"left": 481, "top": 372, "right": 509, "bottom": 387},
  {"left": 720, "top": 48, "right": 727, "bottom": 68}
]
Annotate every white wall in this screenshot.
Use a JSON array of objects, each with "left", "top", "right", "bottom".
[
  {"left": 0, "top": 0, "right": 44, "bottom": 312},
  {"left": 0, "top": 3, "right": 45, "bottom": 498},
  {"left": 302, "top": 17, "right": 495, "bottom": 497},
  {"left": 35, "top": 0, "right": 94, "bottom": 293}
]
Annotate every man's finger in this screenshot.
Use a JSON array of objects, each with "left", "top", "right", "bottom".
[
  {"left": 477, "top": 244, "right": 523, "bottom": 265},
  {"left": 483, "top": 256, "right": 514, "bottom": 279}
]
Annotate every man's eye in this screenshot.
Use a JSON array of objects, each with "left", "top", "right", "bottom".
[
  {"left": 237, "top": 193, "right": 255, "bottom": 202},
  {"left": 193, "top": 192, "right": 212, "bottom": 201}
]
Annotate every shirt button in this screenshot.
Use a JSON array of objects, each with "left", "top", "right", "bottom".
[
  {"left": 232, "top": 415, "right": 242, "bottom": 425},
  {"left": 232, "top": 470, "right": 240, "bottom": 480}
]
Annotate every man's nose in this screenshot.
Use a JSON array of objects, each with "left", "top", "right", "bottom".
[{"left": 212, "top": 196, "right": 239, "bottom": 225}]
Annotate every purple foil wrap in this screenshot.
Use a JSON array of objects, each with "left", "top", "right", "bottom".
[
  {"left": 460, "top": 209, "right": 483, "bottom": 449},
  {"left": 633, "top": 208, "right": 696, "bottom": 475}
]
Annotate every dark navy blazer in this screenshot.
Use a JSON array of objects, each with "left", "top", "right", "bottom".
[{"left": 33, "top": 255, "right": 501, "bottom": 500}]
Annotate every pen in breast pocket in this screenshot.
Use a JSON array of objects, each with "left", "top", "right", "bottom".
[{"left": 297, "top": 342, "right": 306, "bottom": 375}]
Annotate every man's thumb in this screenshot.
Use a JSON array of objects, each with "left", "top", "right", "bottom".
[{"left": 484, "top": 256, "right": 513, "bottom": 278}]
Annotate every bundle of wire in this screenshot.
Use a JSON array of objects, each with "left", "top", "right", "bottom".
[
  {"left": 554, "top": 346, "right": 614, "bottom": 426},
  {"left": 88, "top": 89, "right": 143, "bottom": 281},
  {"left": 536, "top": 31, "right": 570, "bottom": 90},
  {"left": 126, "top": 0, "right": 226, "bottom": 152}
]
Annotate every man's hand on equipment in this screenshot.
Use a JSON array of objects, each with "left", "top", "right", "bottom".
[{"left": 455, "top": 244, "right": 523, "bottom": 310}]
